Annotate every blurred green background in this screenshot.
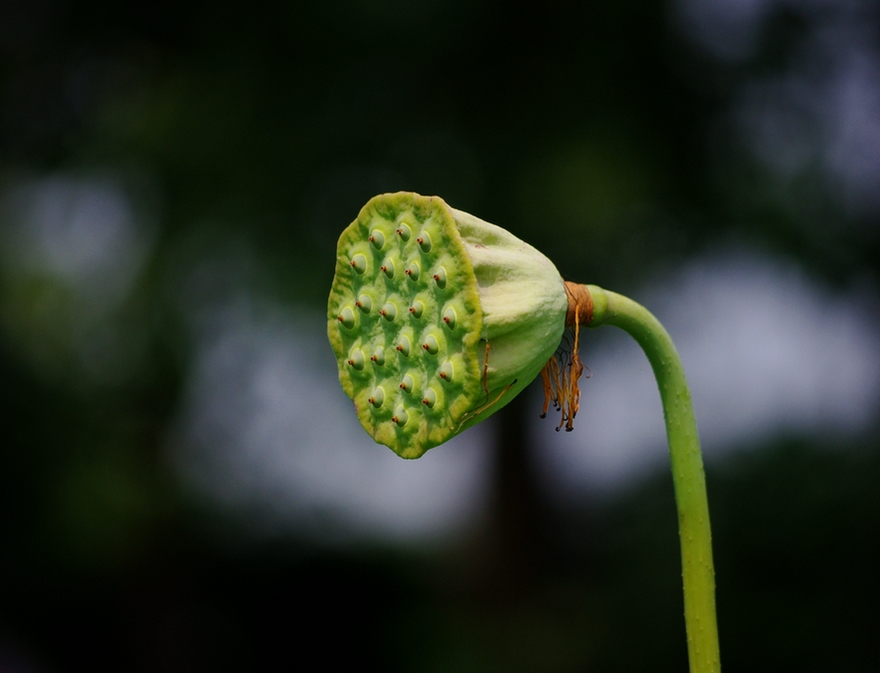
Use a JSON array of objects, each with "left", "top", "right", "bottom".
[{"left": 1, "top": 0, "right": 879, "bottom": 670}]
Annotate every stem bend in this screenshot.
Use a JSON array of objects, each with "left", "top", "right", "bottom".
[{"left": 575, "top": 283, "right": 721, "bottom": 673}]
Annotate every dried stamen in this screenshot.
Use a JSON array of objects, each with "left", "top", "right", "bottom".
[{"left": 540, "top": 282, "right": 593, "bottom": 431}]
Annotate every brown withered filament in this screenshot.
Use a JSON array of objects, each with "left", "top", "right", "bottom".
[
  {"left": 454, "top": 338, "right": 516, "bottom": 431},
  {"left": 540, "top": 282, "right": 593, "bottom": 431}
]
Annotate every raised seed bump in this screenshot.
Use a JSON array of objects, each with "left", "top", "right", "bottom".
[
  {"left": 433, "top": 267, "right": 447, "bottom": 289},
  {"left": 379, "top": 302, "right": 397, "bottom": 321},
  {"left": 422, "top": 335, "right": 439, "bottom": 354},
  {"left": 370, "top": 346, "right": 385, "bottom": 366},
  {"left": 356, "top": 295, "right": 373, "bottom": 313},
  {"left": 347, "top": 349, "right": 365, "bottom": 370},
  {"left": 396, "top": 223, "right": 411, "bottom": 241},
  {"left": 369, "top": 231, "right": 385, "bottom": 249},
  {"left": 417, "top": 233, "right": 432, "bottom": 252},
  {"left": 368, "top": 387, "right": 385, "bottom": 408},
  {"left": 442, "top": 307, "right": 456, "bottom": 329},
  {"left": 380, "top": 259, "right": 395, "bottom": 278},
  {"left": 409, "top": 301, "right": 424, "bottom": 319},
  {"left": 392, "top": 407, "right": 409, "bottom": 426},
  {"left": 438, "top": 361, "right": 454, "bottom": 381},
  {"left": 422, "top": 388, "right": 437, "bottom": 408},
  {"left": 405, "top": 261, "right": 420, "bottom": 282},
  {"left": 338, "top": 307, "right": 355, "bottom": 329},
  {"left": 396, "top": 335, "right": 411, "bottom": 357},
  {"left": 399, "top": 374, "right": 415, "bottom": 393},
  {"left": 350, "top": 254, "right": 367, "bottom": 274}
]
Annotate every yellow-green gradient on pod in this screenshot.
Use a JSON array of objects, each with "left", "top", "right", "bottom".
[{"left": 328, "top": 192, "right": 568, "bottom": 458}]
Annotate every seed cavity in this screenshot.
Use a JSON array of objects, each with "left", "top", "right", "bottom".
[
  {"left": 433, "top": 267, "right": 447, "bottom": 289},
  {"left": 409, "top": 301, "right": 424, "bottom": 319},
  {"left": 370, "top": 346, "right": 385, "bottom": 366},
  {"left": 422, "top": 335, "right": 439, "bottom": 354},
  {"left": 417, "top": 233, "right": 432, "bottom": 252},
  {"left": 442, "top": 307, "right": 456, "bottom": 329},
  {"left": 347, "top": 349, "right": 365, "bottom": 370},
  {"left": 405, "top": 261, "right": 420, "bottom": 282},
  {"left": 379, "top": 302, "right": 397, "bottom": 321},
  {"left": 438, "top": 361, "right": 454, "bottom": 381},
  {"left": 396, "top": 223, "right": 411, "bottom": 241},
  {"left": 338, "top": 307, "right": 355, "bottom": 329},
  {"left": 396, "top": 335, "right": 411, "bottom": 357},
  {"left": 368, "top": 387, "right": 385, "bottom": 408},
  {"left": 392, "top": 407, "right": 409, "bottom": 427},
  {"left": 350, "top": 254, "right": 367, "bottom": 274},
  {"left": 369, "top": 231, "right": 386, "bottom": 250},
  {"left": 356, "top": 295, "right": 373, "bottom": 313}
]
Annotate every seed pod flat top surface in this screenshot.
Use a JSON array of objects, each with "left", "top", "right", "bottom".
[{"left": 328, "top": 192, "right": 484, "bottom": 458}]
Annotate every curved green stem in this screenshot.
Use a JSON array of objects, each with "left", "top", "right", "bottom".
[{"left": 585, "top": 284, "right": 720, "bottom": 673}]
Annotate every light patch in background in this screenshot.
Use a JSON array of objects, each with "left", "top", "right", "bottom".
[
  {"left": 0, "top": 173, "right": 155, "bottom": 385},
  {"left": 0, "top": 174, "right": 150, "bottom": 304},
  {"left": 733, "top": 31, "right": 880, "bottom": 216},
  {"left": 535, "top": 249, "right": 880, "bottom": 498},
  {"left": 673, "top": 0, "right": 776, "bottom": 62},
  {"left": 169, "top": 299, "right": 492, "bottom": 544}
]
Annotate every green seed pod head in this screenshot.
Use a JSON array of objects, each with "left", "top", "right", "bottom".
[{"left": 328, "top": 192, "right": 567, "bottom": 458}]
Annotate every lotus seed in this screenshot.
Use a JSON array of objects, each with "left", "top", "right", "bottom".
[
  {"left": 442, "top": 307, "right": 456, "bottom": 329},
  {"left": 356, "top": 295, "right": 373, "bottom": 313},
  {"left": 370, "top": 346, "right": 385, "bottom": 366},
  {"left": 422, "top": 388, "right": 437, "bottom": 408},
  {"left": 379, "top": 302, "right": 397, "bottom": 321},
  {"left": 396, "top": 223, "right": 411, "bottom": 241},
  {"left": 369, "top": 231, "right": 385, "bottom": 249},
  {"left": 433, "top": 267, "right": 447, "bottom": 289},
  {"left": 400, "top": 373, "right": 415, "bottom": 393},
  {"left": 350, "top": 254, "right": 367, "bottom": 274},
  {"left": 392, "top": 407, "right": 409, "bottom": 426},
  {"left": 368, "top": 387, "right": 385, "bottom": 407},
  {"left": 405, "top": 261, "right": 420, "bottom": 281},
  {"left": 417, "top": 233, "right": 432, "bottom": 252},
  {"left": 409, "top": 301, "right": 424, "bottom": 319},
  {"left": 347, "top": 349, "right": 365, "bottom": 370},
  {"left": 396, "top": 335, "right": 411, "bottom": 357},
  {"left": 438, "top": 361, "right": 453, "bottom": 381},
  {"left": 338, "top": 307, "right": 355, "bottom": 329},
  {"left": 422, "top": 335, "right": 439, "bottom": 354},
  {"left": 381, "top": 259, "right": 395, "bottom": 278}
]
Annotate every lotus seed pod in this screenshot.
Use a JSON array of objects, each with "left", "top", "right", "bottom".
[{"left": 328, "top": 191, "right": 568, "bottom": 458}]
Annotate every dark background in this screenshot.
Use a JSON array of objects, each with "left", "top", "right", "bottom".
[{"left": 1, "top": 1, "right": 879, "bottom": 671}]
